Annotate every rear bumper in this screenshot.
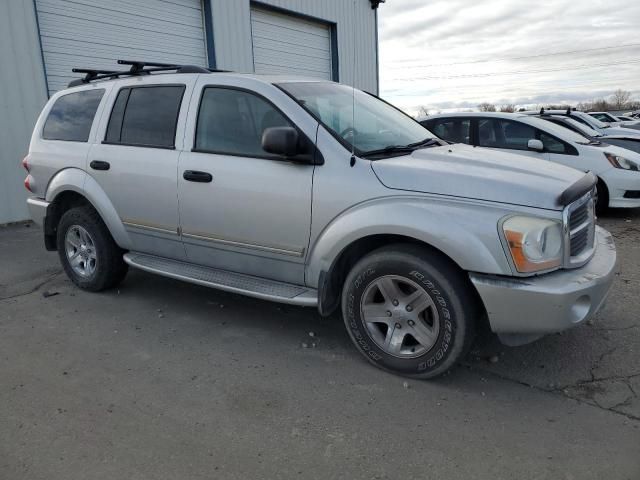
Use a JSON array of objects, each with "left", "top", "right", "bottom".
[
  {"left": 26, "top": 197, "right": 50, "bottom": 227},
  {"left": 470, "top": 226, "right": 616, "bottom": 335}
]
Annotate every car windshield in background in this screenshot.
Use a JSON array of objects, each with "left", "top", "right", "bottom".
[
  {"left": 582, "top": 114, "right": 609, "bottom": 129},
  {"left": 521, "top": 116, "right": 593, "bottom": 144},
  {"left": 560, "top": 117, "right": 602, "bottom": 138},
  {"left": 278, "top": 82, "right": 435, "bottom": 157}
]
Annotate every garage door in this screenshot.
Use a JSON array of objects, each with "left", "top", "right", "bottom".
[
  {"left": 35, "top": 0, "right": 208, "bottom": 95},
  {"left": 250, "top": 7, "right": 333, "bottom": 80}
]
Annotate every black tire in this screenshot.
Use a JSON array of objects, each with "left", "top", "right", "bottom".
[
  {"left": 596, "top": 179, "right": 609, "bottom": 215},
  {"left": 56, "top": 206, "right": 128, "bottom": 291},
  {"left": 341, "top": 244, "right": 479, "bottom": 379}
]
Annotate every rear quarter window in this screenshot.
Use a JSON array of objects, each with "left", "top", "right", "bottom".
[{"left": 42, "top": 89, "right": 105, "bottom": 142}]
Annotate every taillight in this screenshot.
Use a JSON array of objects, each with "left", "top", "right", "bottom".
[
  {"left": 24, "top": 175, "right": 33, "bottom": 193},
  {"left": 22, "top": 155, "right": 30, "bottom": 172}
]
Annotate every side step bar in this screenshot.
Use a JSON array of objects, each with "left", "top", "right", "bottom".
[{"left": 123, "top": 253, "right": 318, "bottom": 307}]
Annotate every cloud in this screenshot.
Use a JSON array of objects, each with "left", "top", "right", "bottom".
[{"left": 378, "top": 0, "right": 640, "bottom": 112}]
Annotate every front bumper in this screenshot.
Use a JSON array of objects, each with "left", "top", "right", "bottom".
[
  {"left": 26, "top": 197, "right": 50, "bottom": 227},
  {"left": 601, "top": 169, "right": 640, "bottom": 208},
  {"left": 470, "top": 226, "right": 616, "bottom": 336}
]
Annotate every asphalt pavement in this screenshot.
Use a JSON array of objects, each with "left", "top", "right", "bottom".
[{"left": 1, "top": 210, "right": 639, "bottom": 480}]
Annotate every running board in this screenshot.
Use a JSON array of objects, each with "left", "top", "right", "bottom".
[{"left": 123, "top": 252, "right": 318, "bottom": 307}]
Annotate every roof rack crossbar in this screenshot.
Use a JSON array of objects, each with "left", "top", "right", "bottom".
[{"left": 68, "top": 59, "right": 216, "bottom": 87}]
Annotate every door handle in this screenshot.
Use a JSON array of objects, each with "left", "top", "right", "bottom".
[
  {"left": 183, "top": 170, "right": 213, "bottom": 183},
  {"left": 90, "top": 160, "right": 110, "bottom": 171}
]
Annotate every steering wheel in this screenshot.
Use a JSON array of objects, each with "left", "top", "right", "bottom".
[{"left": 340, "top": 127, "right": 358, "bottom": 140}]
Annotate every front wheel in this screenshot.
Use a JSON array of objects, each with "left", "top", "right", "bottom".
[
  {"left": 596, "top": 179, "right": 609, "bottom": 215},
  {"left": 341, "top": 245, "right": 479, "bottom": 379}
]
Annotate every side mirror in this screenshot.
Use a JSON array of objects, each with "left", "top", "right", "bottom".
[
  {"left": 262, "top": 127, "right": 301, "bottom": 157},
  {"left": 527, "top": 139, "right": 544, "bottom": 152}
]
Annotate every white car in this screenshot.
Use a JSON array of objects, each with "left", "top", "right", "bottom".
[
  {"left": 533, "top": 114, "right": 640, "bottom": 156},
  {"left": 588, "top": 111, "right": 640, "bottom": 127},
  {"left": 521, "top": 109, "right": 640, "bottom": 136},
  {"left": 421, "top": 112, "right": 640, "bottom": 210}
]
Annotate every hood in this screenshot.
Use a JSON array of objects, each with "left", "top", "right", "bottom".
[
  {"left": 604, "top": 125, "right": 640, "bottom": 136},
  {"left": 371, "top": 143, "right": 585, "bottom": 210}
]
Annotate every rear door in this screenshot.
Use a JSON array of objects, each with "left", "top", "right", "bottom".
[{"left": 89, "top": 77, "right": 196, "bottom": 259}]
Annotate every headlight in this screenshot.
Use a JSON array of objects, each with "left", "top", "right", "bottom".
[
  {"left": 605, "top": 152, "right": 639, "bottom": 171},
  {"left": 502, "top": 216, "right": 563, "bottom": 273}
]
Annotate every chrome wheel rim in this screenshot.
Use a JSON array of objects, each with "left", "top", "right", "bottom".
[
  {"left": 360, "top": 275, "right": 440, "bottom": 358},
  {"left": 64, "top": 225, "right": 97, "bottom": 278}
]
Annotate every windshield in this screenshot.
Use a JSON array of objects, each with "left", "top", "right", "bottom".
[
  {"left": 278, "top": 82, "right": 435, "bottom": 155},
  {"left": 523, "top": 116, "right": 594, "bottom": 144},
  {"left": 558, "top": 117, "right": 602, "bottom": 137},
  {"left": 577, "top": 113, "right": 609, "bottom": 129}
]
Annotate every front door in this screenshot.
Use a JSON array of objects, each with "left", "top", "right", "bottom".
[
  {"left": 177, "top": 85, "right": 315, "bottom": 285},
  {"left": 476, "top": 117, "right": 551, "bottom": 161}
]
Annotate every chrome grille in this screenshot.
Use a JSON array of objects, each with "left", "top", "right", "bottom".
[{"left": 564, "top": 191, "right": 596, "bottom": 267}]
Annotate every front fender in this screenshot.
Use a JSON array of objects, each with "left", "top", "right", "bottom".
[
  {"left": 305, "top": 196, "right": 515, "bottom": 288},
  {"left": 46, "top": 168, "right": 132, "bottom": 249}
]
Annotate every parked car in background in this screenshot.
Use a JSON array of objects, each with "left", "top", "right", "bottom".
[
  {"left": 520, "top": 109, "right": 640, "bottom": 136},
  {"left": 588, "top": 112, "right": 626, "bottom": 125},
  {"left": 533, "top": 114, "right": 640, "bottom": 156},
  {"left": 588, "top": 111, "right": 640, "bottom": 127},
  {"left": 421, "top": 112, "right": 640, "bottom": 211},
  {"left": 24, "top": 60, "right": 617, "bottom": 379},
  {"left": 616, "top": 116, "right": 636, "bottom": 122}
]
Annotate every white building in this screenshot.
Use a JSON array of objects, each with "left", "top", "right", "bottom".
[{"left": 0, "top": 0, "right": 382, "bottom": 224}]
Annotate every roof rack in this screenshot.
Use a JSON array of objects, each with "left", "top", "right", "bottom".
[{"left": 68, "top": 59, "right": 229, "bottom": 87}]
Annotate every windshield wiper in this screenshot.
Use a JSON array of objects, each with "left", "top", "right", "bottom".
[
  {"left": 407, "top": 137, "right": 441, "bottom": 148},
  {"left": 361, "top": 138, "right": 441, "bottom": 159},
  {"left": 361, "top": 145, "right": 416, "bottom": 158}
]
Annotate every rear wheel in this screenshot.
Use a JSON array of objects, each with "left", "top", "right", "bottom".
[
  {"left": 341, "top": 245, "right": 479, "bottom": 379},
  {"left": 57, "top": 206, "right": 128, "bottom": 291}
]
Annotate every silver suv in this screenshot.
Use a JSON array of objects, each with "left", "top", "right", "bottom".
[{"left": 24, "top": 61, "right": 616, "bottom": 378}]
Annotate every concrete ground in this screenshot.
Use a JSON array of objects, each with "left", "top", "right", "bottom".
[{"left": 1, "top": 210, "right": 639, "bottom": 480}]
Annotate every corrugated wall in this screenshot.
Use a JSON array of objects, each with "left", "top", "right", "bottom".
[
  {"left": 210, "top": 0, "right": 378, "bottom": 93},
  {"left": 0, "top": 0, "right": 48, "bottom": 224}
]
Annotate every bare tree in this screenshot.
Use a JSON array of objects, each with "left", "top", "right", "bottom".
[
  {"left": 477, "top": 102, "right": 496, "bottom": 112},
  {"left": 499, "top": 104, "right": 515, "bottom": 113},
  {"left": 591, "top": 98, "right": 610, "bottom": 112},
  {"left": 417, "top": 105, "right": 430, "bottom": 118},
  {"left": 611, "top": 89, "right": 632, "bottom": 110},
  {"left": 576, "top": 101, "right": 592, "bottom": 112}
]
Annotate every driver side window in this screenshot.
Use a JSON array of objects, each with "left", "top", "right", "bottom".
[
  {"left": 194, "top": 87, "right": 293, "bottom": 157},
  {"left": 478, "top": 118, "right": 535, "bottom": 150}
]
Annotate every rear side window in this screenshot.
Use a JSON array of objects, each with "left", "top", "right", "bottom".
[
  {"left": 105, "top": 85, "right": 185, "bottom": 148},
  {"left": 431, "top": 119, "right": 470, "bottom": 144},
  {"left": 194, "top": 87, "right": 293, "bottom": 157},
  {"left": 42, "top": 89, "right": 104, "bottom": 142}
]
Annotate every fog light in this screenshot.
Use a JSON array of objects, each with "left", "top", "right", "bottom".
[{"left": 570, "top": 295, "right": 591, "bottom": 324}]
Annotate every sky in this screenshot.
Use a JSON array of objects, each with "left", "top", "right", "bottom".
[{"left": 378, "top": 0, "right": 640, "bottom": 116}]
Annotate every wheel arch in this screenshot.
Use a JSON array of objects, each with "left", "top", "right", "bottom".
[
  {"left": 317, "top": 233, "right": 473, "bottom": 316},
  {"left": 44, "top": 169, "right": 131, "bottom": 250},
  {"left": 309, "top": 200, "right": 510, "bottom": 317}
]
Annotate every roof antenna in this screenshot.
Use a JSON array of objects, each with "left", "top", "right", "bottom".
[{"left": 350, "top": 0, "right": 357, "bottom": 168}]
